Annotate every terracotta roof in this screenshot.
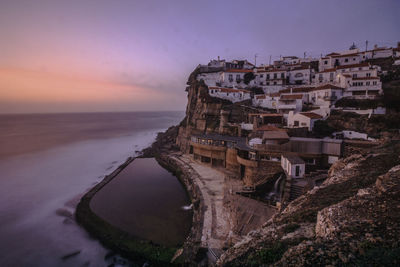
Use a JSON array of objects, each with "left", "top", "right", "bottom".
[
  {"left": 352, "top": 77, "right": 380, "bottom": 80},
  {"left": 278, "top": 87, "right": 316, "bottom": 94},
  {"left": 283, "top": 154, "right": 305, "bottom": 164},
  {"left": 262, "top": 130, "right": 289, "bottom": 140},
  {"left": 331, "top": 52, "right": 360, "bottom": 58},
  {"left": 335, "top": 62, "right": 370, "bottom": 70},
  {"left": 319, "top": 68, "right": 336, "bottom": 73},
  {"left": 255, "top": 95, "right": 266, "bottom": 99},
  {"left": 300, "top": 112, "right": 323, "bottom": 119},
  {"left": 280, "top": 94, "right": 303, "bottom": 100},
  {"left": 225, "top": 69, "right": 254, "bottom": 73},
  {"left": 313, "top": 84, "right": 344, "bottom": 90},
  {"left": 256, "top": 125, "right": 285, "bottom": 131}
]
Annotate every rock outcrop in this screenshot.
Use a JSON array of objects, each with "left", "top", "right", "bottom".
[{"left": 217, "top": 141, "right": 400, "bottom": 266}]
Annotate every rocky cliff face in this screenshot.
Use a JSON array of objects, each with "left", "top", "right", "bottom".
[
  {"left": 217, "top": 141, "right": 400, "bottom": 266},
  {"left": 176, "top": 73, "right": 254, "bottom": 153}
]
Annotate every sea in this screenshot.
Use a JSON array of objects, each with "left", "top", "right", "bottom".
[{"left": 0, "top": 111, "right": 185, "bottom": 267}]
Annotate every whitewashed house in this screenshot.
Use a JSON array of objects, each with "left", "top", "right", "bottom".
[
  {"left": 219, "top": 69, "right": 255, "bottom": 88},
  {"left": 208, "top": 87, "right": 251, "bottom": 103},
  {"left": 252, "top": 94, "right": 279, "bottom": 109},
  {"left": 281, "top": 155, "right": 305, "bottom": 178},
  {"left": 287, "top": 111, "right": 323, "bottom": 131},
  {"left": 276, "top": 94, "right": 304, "bottom": 114},
  {"left": 319, "top": 49, "right": 361, "bottom": 71},
  {"left": 307, "top": 84, "right": 344, "bottom": 107},
  {"left": 287, "top": 67, "right": 312, "bottom": 85}
]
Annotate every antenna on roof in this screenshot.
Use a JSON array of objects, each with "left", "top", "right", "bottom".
[
  {"left": 254, "top": 53, "right": 258, "bottom": 67},
  {"left": 365, "top": 40, "right": 368, "bottom": 52}
]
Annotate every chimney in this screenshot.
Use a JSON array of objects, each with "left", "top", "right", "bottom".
[
  {"left": 218, "top": 56, "right": 220, "bottom": 61},
  {"left": 374, "top": 44, "right": 378, "bottom": 49}
]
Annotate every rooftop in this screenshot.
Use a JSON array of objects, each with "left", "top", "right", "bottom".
[
  {"left": 283, "top": 154, "right": 305, "bottom": 164},
  {"left": 299, "top": 112, "right": 323, "bottom": 119}
]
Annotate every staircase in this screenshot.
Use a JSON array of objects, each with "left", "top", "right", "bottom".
[{"left": 289, "top": 183, "right": 304, "bottom": 201}]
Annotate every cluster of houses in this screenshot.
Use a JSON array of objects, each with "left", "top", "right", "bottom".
[
  {"left": 195, "top": 43, "right": 399, "bottom": 131},
  {"left": 183, "top": 43, "right": 396, "bottom": 206}
]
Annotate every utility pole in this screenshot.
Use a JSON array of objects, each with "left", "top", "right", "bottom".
[
  {"left": 365, "top": 40, "right": 369, "bottom": 52},
  {"left": 254, "top": 54, "right": 258, "bottom": 67}
]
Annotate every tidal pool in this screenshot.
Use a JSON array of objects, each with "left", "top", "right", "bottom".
[{"left": 90, "top": 157, "right": 192, "bottom": 247}]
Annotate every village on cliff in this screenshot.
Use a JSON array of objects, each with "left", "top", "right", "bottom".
[{"left": 175, "top": 42, "right": 400, "bottom": 209}]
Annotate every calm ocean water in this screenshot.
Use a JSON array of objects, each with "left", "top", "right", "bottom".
[{"left": 0, "top": 111, "right": 185, "bottom": 267}]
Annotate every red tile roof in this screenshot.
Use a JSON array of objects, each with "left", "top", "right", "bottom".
[
  {"left": 280, "top": 94, "right": 303, "bottom": 100},
  {"left": 256, "top": 95, "right": 266, "bottom": 99},
  {"left": 335, "top": 62, "right": 370, "bottom": 70},
  {"left": 313, "top": 84, "right": 344, "bottom": 90},
  {"left": 225, "top": 69, "right": 254, "bottom": 73},
  {"left": 256, "top": 125, "right": 285, "bottom": 131},
  {"left": 331, "top": 52, "right": 360, "bottom": 58},
  {"left": 300, "top": 112, "right": 323, "bottom": 119}
]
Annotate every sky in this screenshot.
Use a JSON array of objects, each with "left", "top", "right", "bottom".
[{"left": 0, "top": 0, "right": 399, "bottom": 113}]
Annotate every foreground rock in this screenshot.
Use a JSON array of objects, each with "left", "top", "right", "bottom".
[{"left": 218, "top": 141, "right": 400, "bottom": 266}]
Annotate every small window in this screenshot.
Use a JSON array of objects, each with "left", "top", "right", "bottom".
[
  {"left": 345, "top": 58, "right": 348, "bottom": 63},
  {"left": 324, "top": 60, "right": 328, "bottom": 64},
  {"left": 366, "top": 73, "right": 371, "bottom": 77}
]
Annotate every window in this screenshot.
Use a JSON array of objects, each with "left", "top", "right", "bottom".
[
  {"left": 295, "top": 165, "right": 300, "bottom": 177},
  {"left": 273, "top": 73, "right": 277, "bottom": 79},
  {"left": 260, "top": 82, "right": 264, "bottom": 85},
  {"left": 352, "top": 74, "right": 357, "bottom": 78},
  {"left": 366, "top": 81, "right": 370, "bottom": 85},
  {"left": 228, "top": 74, "right": 233, "bottom": 81},
  {"left": 366, "top": 73, "right": 371, "bottom": 77},
  {"left": 266, "top": 82, "right": 270, "bottom": 85},
  {"left": 330, "top": 73, "right": 334, "bottom": 81},
  {"left": 353, "top": 82, "right": 357, "bottom": 86},
  {"left": 266, "top": 74, "right": 270, "bottom": 79},
  {"left": 324, "top": 60, "right": 328, "bottom": 64},
  {"left": 294, "top": 121, "right": 299, "bottom": 126},
  {"left": 273, "top": 81, "right": 277, "bottom": 85},
  {"left": 236, "top": 74, "right": 240, "bottom": 81},
  {"left": 373, "top": 81, "right": 377, "bottom": 85},
  {"left": 345, "top": 58, "right": 349, "bottom": 63},
  {"left": 281, "top": 73, "right": 284, "bottom": 79},
  {"left": 353, "top": 58, "right": 356, "bottom": 61},
  {"left": 260, "top": 74, "right": 264, "bottom": 78}
]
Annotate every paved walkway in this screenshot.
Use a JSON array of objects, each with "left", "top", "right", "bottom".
[{"left": 171, "top": 154, "right": 231, "bottom": 251}]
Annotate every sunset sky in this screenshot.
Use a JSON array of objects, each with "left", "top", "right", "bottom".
[{"left": 0, "top": 0, "right": 399, "bottom": 113}]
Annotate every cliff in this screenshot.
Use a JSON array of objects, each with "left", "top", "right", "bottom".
[
  {"left": 217, "top": 141, "right": 400, "bottom": 266},
  {"left": 176, "top": 73, "right": 256, "bottom": 153}
]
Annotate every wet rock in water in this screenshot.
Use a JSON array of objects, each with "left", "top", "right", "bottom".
[
  {"left": 63, "top": 217, "right": 74, "bottom": 225},
  {"left": 61, "top": 250, "right": 81, "bottom": 260},
  {"left": 55, "top": 208, "right": 73, "bottom": 219},
  {"left": 104, "top": 251, "right": 116, "bottom": 260}
]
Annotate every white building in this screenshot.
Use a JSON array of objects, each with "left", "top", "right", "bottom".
[
  {"left": 281, "top": 155, "right": 305, "bottom": 178},
  {"left": 287, "top": 67, "right": 312, "bottom": 85},
  {"left": 219, "top": 69, "right": 255, "bottom": 88},
  {"left": 287, "top": 111, "right": 323, "bottom": 131},
  {"left": 319, "top": 50, "right": 361, "bottom": 71},
  {"left": 306, "top": 84, "right": 344, "bottom": 107},
  {"left": 277, "top": 94, "right": 304, "bottom": 114},
  {"left": 208, "top": 87, "right": 251, "bottom": 103}
]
